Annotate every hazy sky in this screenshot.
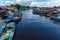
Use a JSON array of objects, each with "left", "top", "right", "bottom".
[{"left": 0, "top": 0, "right": 60, "bottom": 7}]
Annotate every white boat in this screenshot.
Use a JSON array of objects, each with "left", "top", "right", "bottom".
[{"left": 33, "top": 8, "right": 41, "bottom": 14}]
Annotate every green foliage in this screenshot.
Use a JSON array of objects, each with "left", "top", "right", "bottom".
[
  {"left": 21, "top": 6, "right": 30, "bottom": 8},
  {"left": 15, "top": 4, "right": 21, "bottom": 10},
  {"left": 54, "top": 6, "right": 57, "bottom": 8},
  {"left": 10, "top": 4, "right": 15, "bottom": 7},
  {"left": 10, "top": 4, "right": 30, "bottom": 10},
  {"left": 34, "top": 6, "right": 37, "bottom": 8}
]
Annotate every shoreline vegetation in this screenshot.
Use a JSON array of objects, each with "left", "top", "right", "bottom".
[
  {"left": 10, "top": 4, "right": 38, "bottom": 10},
  {"left": 10, "top": 4, "right": 30, "bottom": 10}
]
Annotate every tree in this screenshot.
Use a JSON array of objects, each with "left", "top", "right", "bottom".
[
  {"left": 15, "top": 4, "right": 21, "bottom": 10},
  {"left": 34, "top": 6, "right": 37, "bottom": 8},
  {"left": 10, "top": 4, "right": 30, "bottom": 10},
  {"left": 10, "top": 4, "right": 15, "bottom": 7},
  {"left": 26, "top": 6, "right": 30, "bottom": 8},
  {"left": 54, "top": 6, "right": 57, "bottom": 8}
]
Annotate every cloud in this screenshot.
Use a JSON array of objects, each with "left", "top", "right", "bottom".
[
  {"left": 30, "top": 0, "right": 60, "bottom": 7},
  {"left": 16, "top": 0, "right": 20, "bottom": 3},
  {"left": 5, "top": 1, "right": 15, "bottom": 5},
  {"left": 0, "top": 0, "right": 60, "bottom": 7},
  {"left": 15, "top": 0, "right": 60, "bottom": 7},
  {"left": 0, "top": 0, "right": 15, "bottom": 6},
  {"left": 16, "top": 0, "right": 35, "bottom": 6}
]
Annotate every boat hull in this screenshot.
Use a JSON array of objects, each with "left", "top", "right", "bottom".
[
  {"left": 33, "top": 8, "right": 41, "bottom": 14},
  {"left": 51, "top": 16, "right": 60, "bottom": 21}
]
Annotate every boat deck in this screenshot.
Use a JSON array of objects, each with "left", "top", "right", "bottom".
[
  {"left": 0, "top": 21, "right": 15, "bottom": 40},
  {"left": 0, "top": 18, "right": 6, "bottom": 34},
  {"left": 0, "top": 32, "right": 14, "bottom": 40}
]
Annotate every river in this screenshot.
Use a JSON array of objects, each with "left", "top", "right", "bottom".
[{"left": 13, "top": 9, "right": 60, "bottom": 40}]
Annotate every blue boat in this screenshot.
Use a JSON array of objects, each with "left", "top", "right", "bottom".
[
  {"left": 5, "top": 11, "right": 21, "bottom": 23},
  {"left": 51, "top": 14, "right": 60, "bottom": 21},
  {"left": 0, "top": 22, "right": 15, "bottom": 40},
  {"left": 0, "top": 8, "right": 21, "bottom": 40},
  {"left": 0, "top": 20, "right": 6, "bottom": 36}
]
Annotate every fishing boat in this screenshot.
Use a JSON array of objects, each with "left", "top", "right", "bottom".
[
  {"left": 0, "top": 7, "right": 21, "bottom": 40},
  {"left": 0, "top": 19, "right": 6, "bottom": 36},
  {"left": 0, "top": 22, "right": 15, "bottom": 40},
  {"left": 33, "top": 8, "right": 41, "bottom": 14},
  {"left": 6, "top": 8, "right": 21, "bottom": 23},
  {"left": 51, "top": 14, "right": 60, "bottom": 21}
]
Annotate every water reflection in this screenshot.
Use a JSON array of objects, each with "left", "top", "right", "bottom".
[{"left": 14, "top": 9, "right": 60, "bottom": 40}]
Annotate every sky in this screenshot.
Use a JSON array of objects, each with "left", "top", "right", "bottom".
[{"left": 0, "top": 0, "right": 60, "bottom": 7}]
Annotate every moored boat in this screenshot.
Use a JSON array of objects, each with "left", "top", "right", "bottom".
[
  {"left": 0, "top": 22, "right": 15, "bottom": 40},
  {"left": 0, "top": 7, "right": 21, "bottom": 40},
  {"left": 33, "top": 8, "right": 41, "bottom": 14},
  {"left": 51, "top": 14, "right": 60, "bottom": 21}
]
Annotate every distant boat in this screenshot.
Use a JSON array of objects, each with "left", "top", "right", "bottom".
[
  {"left": 51, "top": 14, "right": 60, "bottom": 21},
  {"left": 33, "top": 8, "right": 41, "bottom": 14}
]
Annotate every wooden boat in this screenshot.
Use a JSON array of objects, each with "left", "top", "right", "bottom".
[
  {"left": 0, "top": 8, "right": 21, "bottom": 40},
  {"left": 0, "top": 22, "right": 15, "bottom": 40}
]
